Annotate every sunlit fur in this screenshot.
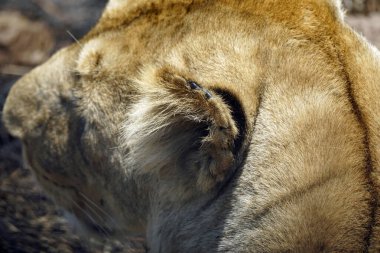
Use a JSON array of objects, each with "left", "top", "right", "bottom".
[{"left": 3, "top": 0, "right": 380, "bottom": 252}]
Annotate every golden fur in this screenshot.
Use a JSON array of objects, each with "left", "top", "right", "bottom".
[{"left": 3, "top": 0, "right": 380, "bottom": 252}]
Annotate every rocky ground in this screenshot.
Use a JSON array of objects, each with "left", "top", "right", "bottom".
[{"left": 0, "top": 1, "right": 380, "bottom": 252}]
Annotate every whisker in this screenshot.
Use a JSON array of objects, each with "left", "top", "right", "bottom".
[
  {"left": 79, "top": 198, "right": 116, "bottom": 234},
  {"left": 66, "top": 30, "right": 83, "bottom": 49},
  {"left": 78, "top": 192, "right": 119, "bottom": 226},
  {"left": 70, "top": 200, "right": 112, "bottom": 240},
  {"left": 77, "top": 193, "right": 128, "bottom": 243},
  {"left": 79, "top": 192, "right": 147, "bottom": 247},
  {"left": 80, "top": 201, "right": 129, "bottom": 247}
]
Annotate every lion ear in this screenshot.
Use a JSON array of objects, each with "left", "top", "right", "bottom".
[
  {"left": 122, "top": 69, "right": 249, "bottom": 191},
  {"left": 2, "top": 48, "right": 76, "bottom": 140}
]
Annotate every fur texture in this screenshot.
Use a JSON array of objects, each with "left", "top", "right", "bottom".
[{"left": 3, "top": 0, "right": 380, "bottom": 252}]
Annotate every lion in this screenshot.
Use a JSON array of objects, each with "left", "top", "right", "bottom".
[{"left": 3, "top": 0, "right": 380, "bottom": 252}]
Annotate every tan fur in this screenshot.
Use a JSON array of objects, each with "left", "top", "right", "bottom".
[{"left": 3, "top": 0, "right": 380, "bottom": 252}]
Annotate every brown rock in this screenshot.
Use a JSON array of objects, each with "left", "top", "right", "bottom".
[{"left": 0, "top": 11, "right": 54, "bottom": 70}]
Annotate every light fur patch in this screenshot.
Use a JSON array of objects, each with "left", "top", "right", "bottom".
[
  {"left": 76, "top": 38, "right": 105, "bottom": 75},
  {"left": 121, "top": 65, "right": 238, "bottom": 191},
  {"left": 106, "top": 0, "right": 130, "bottom": 12}
]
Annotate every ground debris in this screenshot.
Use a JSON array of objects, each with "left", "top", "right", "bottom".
[{"left": 0, "top": 11, "right": 54, "bottom": 74}]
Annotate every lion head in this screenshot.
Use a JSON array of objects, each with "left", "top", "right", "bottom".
[{"left": 3, "top": 0, "right": 380, "bottom": 252}]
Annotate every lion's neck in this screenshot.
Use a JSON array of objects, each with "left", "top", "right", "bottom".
[{"left": 146, "top": 188, "right": 230, "bottom": 252}]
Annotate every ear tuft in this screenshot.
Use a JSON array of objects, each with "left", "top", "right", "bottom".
[{"left": 122, "top": 67, "right": 246, "bottom": 192}]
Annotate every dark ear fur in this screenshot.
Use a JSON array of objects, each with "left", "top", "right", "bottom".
[{"left": 122, "top": 67, "right": 248, "bottom": 192}]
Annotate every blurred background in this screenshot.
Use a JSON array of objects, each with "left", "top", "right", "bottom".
[{"left": 0, "top": 0, "right": 379, "bottom": 252}]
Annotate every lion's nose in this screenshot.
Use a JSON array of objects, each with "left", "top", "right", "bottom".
[
  {"left": 3, "top": 70, "right": 44, "bottom": 139},
  {"left": 2, "top": 48, "right": 76, "bottom": 140}
]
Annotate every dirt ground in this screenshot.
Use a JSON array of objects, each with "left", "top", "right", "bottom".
[{"left": 0, "top": 1, "right": 380, "bottom": 252}]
